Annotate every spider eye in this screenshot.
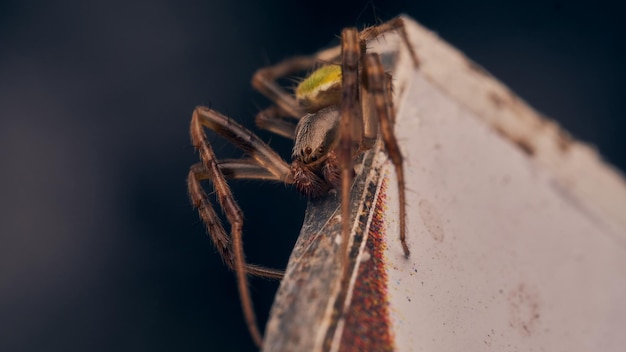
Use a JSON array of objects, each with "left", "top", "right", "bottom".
[
  {"left": 310, "top": 155, "right": 318, "bottom": 162},
  {"left": 304, "top": 147, "right": 312, "bottom": 155}
]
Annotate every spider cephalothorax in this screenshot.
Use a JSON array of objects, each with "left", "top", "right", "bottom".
[{"left": 188, "top": 17, "right": 418, "bottom": 347}]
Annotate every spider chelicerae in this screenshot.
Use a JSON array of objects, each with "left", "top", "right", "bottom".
[{"left": 187, "top": 17, "right": 418, "bottom": 347}]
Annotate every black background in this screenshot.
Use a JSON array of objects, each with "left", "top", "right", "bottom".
[{"left": 1, "top": 1, "right": 624, "bottom": 351}]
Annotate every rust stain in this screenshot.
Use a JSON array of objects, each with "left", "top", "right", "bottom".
[
  {"left": 418, "top": 199, "right": 444, "bottom": 242},
  {"left": 555, "top": 128, "right": 574, "bottom": 153},
  {"left": 486, "top": 90, "right": 578, "bottom": 157},
  {"left": 514, "top": 138, "right": 536, "bottom": 156},
  {"left": 465, "top": 58, "right": 491, "bottom": 78},
  {"left": 339, "top": 177, "right": 394, "bottom": 352},
  {"left": 487, "top": 90, "right": 508, "bottom": 109}
]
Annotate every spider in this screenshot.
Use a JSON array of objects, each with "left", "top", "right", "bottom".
[{"left": 187, "top": 17, "right": 418, "bottom": 347}]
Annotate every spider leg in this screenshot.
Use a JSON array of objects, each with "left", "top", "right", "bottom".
[
  {"left": 189, "top": 106, "right": 294, "bottom": 347},
  {"left": 189, "top": 162, "right": 285, "bottom": 279},
  {"left": 255, "top": 105, "right": 298, "bottom": 140},
  {"left": 186, "top": 163, "right": 262, "bottom": 347},
  {"left": 218, "top": 158, "right": 284, "bottom": 180},
  {"left": 252, "top": 45, "right": 342, "bottom": 118},
  {"left": 360, "top": 17, "right": 419, "bottom": 68},
  {"left": 362, "top": 53, "right": 410, "bottom": 257},
  {"left": 192, "top": 106, "right": 292, "bottom": 181},
  {"left": 338, "top": 28, "right": 363, "bottom": 266},
  {"left": 385, "top": 72, "right": 396, "bottom": 123}
]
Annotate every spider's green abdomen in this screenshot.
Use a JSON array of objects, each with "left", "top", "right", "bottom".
[{"left": 296, "top": 65, "right": 342, "bottom": 113}]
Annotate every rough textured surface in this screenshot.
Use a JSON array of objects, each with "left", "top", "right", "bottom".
[
  {"left": 263, "top": 150, "right": 382, "bottom": 352},
  {"left": 339, "top": 177, "right": 394, "bottom": 352}
]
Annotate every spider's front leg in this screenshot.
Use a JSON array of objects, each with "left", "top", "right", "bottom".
[
  {"left": 362, "top": 52, "right": 410, "bottom": 257},
  {"left": 360, "top": 17, "right": 420, "bottom": 68},
  {"left": 255, "top": 105, "right": 298, "bottom": 140},
  {"left": 337, "top": 28, "right": 363, "bottom": 265},
  {"left": 187, "top": 106, "right": 292, "bottom": 347}
]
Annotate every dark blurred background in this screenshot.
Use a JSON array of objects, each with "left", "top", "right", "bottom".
[{"left": 0, "top": 0, "right": 624, "bottom": 351}]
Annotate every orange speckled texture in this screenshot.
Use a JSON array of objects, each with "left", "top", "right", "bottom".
[{"left": 340, "top": 178, "right": 394, "bottom": 352}]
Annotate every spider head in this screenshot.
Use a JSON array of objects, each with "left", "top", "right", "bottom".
[
  {"left": 296, "top": 65, "right": 342, "bottom": 112},
  {"left": 292, "top": 105, "right": 340, "bottom": 166}
]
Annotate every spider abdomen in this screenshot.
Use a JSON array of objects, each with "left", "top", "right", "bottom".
[{"left": 296, "top": 65, "right": 342, "bottom": 112}]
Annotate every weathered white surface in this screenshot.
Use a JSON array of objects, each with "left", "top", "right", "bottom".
[
  {"left": 383, "top": 70, "right": 626, "bottom": 351},
  {"left": 380, "top": 17, "right": 626, "bottom": 352}
]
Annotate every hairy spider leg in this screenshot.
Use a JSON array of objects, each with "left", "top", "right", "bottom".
[
  {"left": 362, "top": 53, "right": 409, "bottom": 257},
  {"left": 255, "top": 105, "right": 298, "bottom": 140},
  {"left": 188, "top": 106, "right": 293, "bottom": 347},
  {"left": 189, "top": 163, "right": 285, "bottom": 280},
  {"left": 360, "top": 17, "right": 419, "bottom": 68},
  {"left": 338, "top": 27, "right": 363, "bottom": 268}
]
